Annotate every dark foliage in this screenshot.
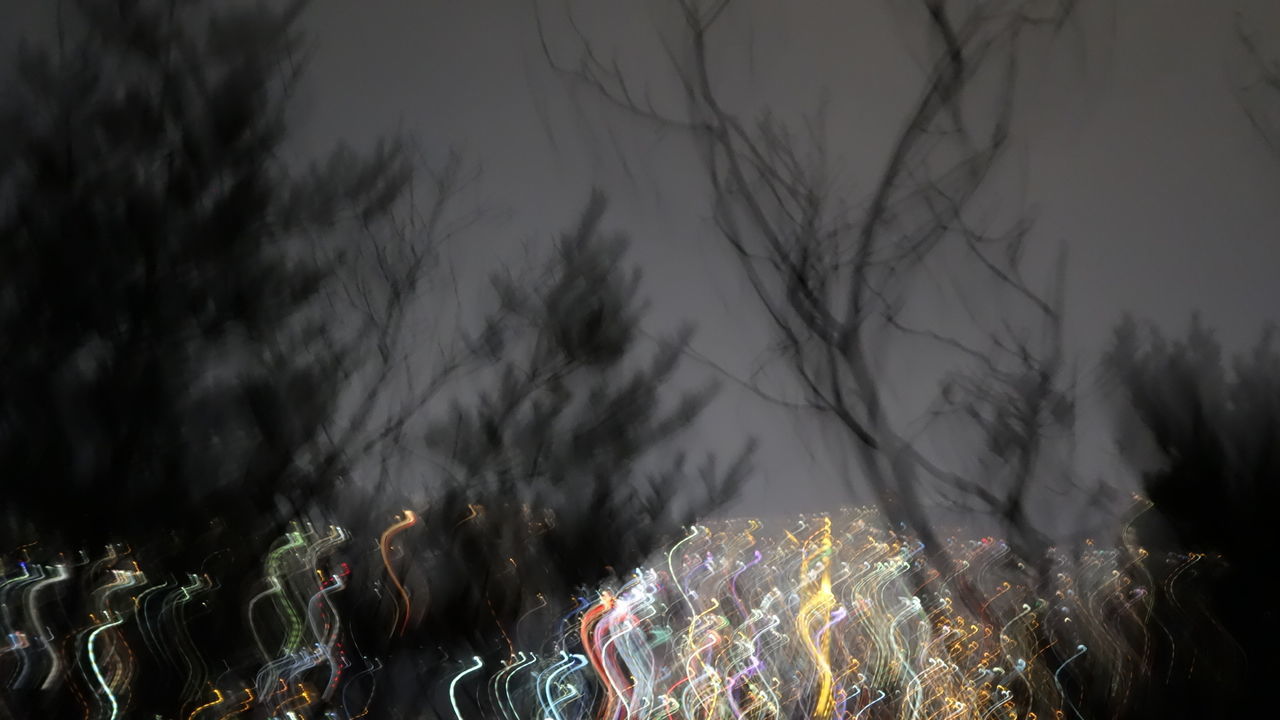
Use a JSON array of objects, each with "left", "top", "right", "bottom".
[
  {"left": 0, "top": 4, "right": 750, "bottom": 715},
  {"left": 407, "top": 191, "right": 753, "bottom": 657},
  {"left": 0, "top": 0, "right": 409, "bottom": 553},
  {"left": 1104, "top": 315, "right": 1277, "bottom": 717}
]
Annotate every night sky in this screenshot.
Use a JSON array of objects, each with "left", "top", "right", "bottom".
[{"left": 5, "top": 0, "right": 1279, "bottom": 526}]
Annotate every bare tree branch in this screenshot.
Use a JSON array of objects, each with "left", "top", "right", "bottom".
[{"left": 538, "top": 0, "right": 1079, "bottom": 592}]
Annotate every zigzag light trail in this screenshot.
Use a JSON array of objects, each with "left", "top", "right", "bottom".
[{"left": 0, "top": 506, "right": 1196, "bottom": 719}]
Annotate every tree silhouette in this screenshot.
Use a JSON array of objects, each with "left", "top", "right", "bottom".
[
  {"left": 0, "top": 0, "right": 463, "bottom": 557},
  {"left": 537, "top": 0, "right": 1080, "bottom": 603},
  {"left": 408, "top": 190, "right": 753, "bottom": 657},
  {"left": 0, "top": 4, "right": 488, "bottom": 713},
  {"left": 1103, "top": 314, "right": 1275, "bottom": 718}
]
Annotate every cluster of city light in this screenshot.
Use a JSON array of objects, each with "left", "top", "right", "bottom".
[
  {"left": 0, "top": 507, "right": 1198, "bottom": 719},
  {"left": 463, "top": 509, "right": 1164, "bottom": 720}
]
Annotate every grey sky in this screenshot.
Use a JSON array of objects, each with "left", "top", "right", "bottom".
[
  {"left": 4, "top": 0, "right": 1278, "bottom": 527},
  {"left": 284, "top": 0, "right": 1280, "bottom": 519}
]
